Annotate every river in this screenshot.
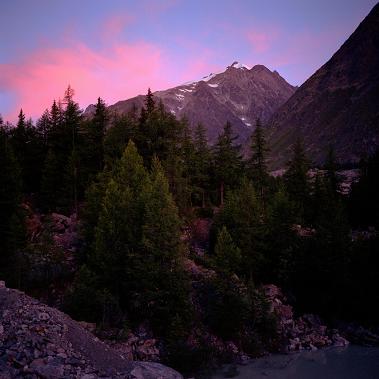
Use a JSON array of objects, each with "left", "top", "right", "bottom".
[{"left": 210, "top": 346, "right": 379, "bottom": 379}]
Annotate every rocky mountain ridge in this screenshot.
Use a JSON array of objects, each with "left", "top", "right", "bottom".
[
  {"left": 86, "top": 61, "right": 296, "bottom": 144},
  {"left": 267, "top": 3, "right": 379, "bottom": 168}
]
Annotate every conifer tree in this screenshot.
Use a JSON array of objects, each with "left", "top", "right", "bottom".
[
  {"left": 103, "top": 113, "right": 136, "bottom": 168},
  {"left": 36, "top": 109, "right": 52, "bottom": 147},
  {"left": 11, "top": 109, "right": 27, "bottom": 180},
  {"left": 215, "top": 180, "right": 263, "bottom": 282},
  {"left": 214, "top": 226, "right": 241, "bottom": 275},
  {"left": 0, "top": 127, "right": 25, "bottom": 282},
  {"left": 92, "top": 141, "right": 149, "bottom": 296},
  {"left": 164, "top": 118, "right": 193, "bottom": 211},
  {"left": 145, "top": 88, "right": 155, "bottom": 115},
  {"left": 11, "top": 110, "right": 45, "bottom": 193},
  {"left": 40, "top": 149, "right": 61, "bottom": 211},
  {"left": 141, "top": 157, "right": 190, "bottom": 334},
  {"left": 49, "top": 100, "right": 64, "bottom": 147},
  {"left": 284, "top": 139, "right": 310, "bottom": 223},
  {"left": 142, "top": 157, "right": 181, "bottom": 263},
  {"left": 63, "top": 85, "right": 83, "bottom": 212},
  {"left": 193, "top": 123, "right": 211, "bottom": 207},
  {"left": 265, "top": 189, "right": 297, "bottom": 283},
  {"left": 79, "top": 97, "right": 108, "bottom": 188},
  {"left": 213, "top": 121, "right": 243, "bottom": 205},
  {"left": 324, "top": 145, "right": 340, "bottom": 196},
  {"left": 91, "top": 97, "right": 108, "bottom": 171},
  {"left": 249, "top": 119, "right": 269, "bottom": 206}
]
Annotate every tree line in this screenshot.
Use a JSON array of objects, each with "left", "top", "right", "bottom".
[{"left": 1, "top": 86, "right": 378, "bottom": 371}]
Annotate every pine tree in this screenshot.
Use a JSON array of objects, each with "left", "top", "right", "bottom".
[
  {"left": 265, "top": 188, "right": 297, "bottom": 283},
  {"left": 11, "top": 109, "right": 27, "bottom": 182},
  {"left": 215, "top": 180, "right": 263, "bottom": 282},
  {"left": 142, "top": 157, "right": 181, "bottom": 263},
  {"left": 36, "top": 109, "right": 52, "bottom": 147},
  {"left": 213, "top": 121, "right": 243, "bottom": 205},
  {"left": 249, "top": 119, "right": 269, "bottom": 207},
  {"left": 92, "top": 97, "right": 108, "bottom": 171},
  {"left": 92, "top": 141, "right": 149, "bottom": 296},
  {"left": 193, "top": 123, "right": 211, "bottom": 207},
  {"left": 164, "top": 118, "right": 193, "bottom": 211},
  {"left": 103, "top": 113, "right": 136, "bottom": 168},
  {"left": 214, "top": 226, "right": 241, "bottom": 275},
  {"left": 145, "top": 88, "right": 155, "bottom": 115},
  {"left": 11, "top": 110, "right": 45, "bottom": 193},
  {"left": 63, "top": 85, "right": 82, "bottom": 212},
  {"left": 324, "top": 145, "right": 340, "bottom": 196},
  {"left": 284, "top": 139, "right": 310, "bottom": 223},
  {"left": 141, "top": 157, "right": 190, "bottom": 335},
  {"left": 49, "top": 100, "right": 64, "bottom": 147},
  {"left": 40, "top": 149, "right": 61, "bottom": 211},
  {"left": 79, "top": 97, "right": 108, "bottom": 189},
  {"left": 0, "top": 127, "right": 25, "bottom": 282}
]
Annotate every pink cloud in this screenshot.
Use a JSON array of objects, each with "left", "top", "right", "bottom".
[{"left": 0, "top": 39, "right": 176, "bottom": 121}]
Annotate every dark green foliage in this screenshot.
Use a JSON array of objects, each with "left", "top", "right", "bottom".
[
  {"left": 284, "top": 139, "right": 311, "bottom": 222},
  {"left": 72, "top": 142, "right": 191, "bottom": 339},
  {"left": 245, "top": 288, "right": 279, "bottom": 354},
  {"left": 145, "top": 88, "right": 155, "bottom": 115},
  {"left": 292, "top": 173, "right": 351, "bottom": 317},
  {"left": 213, "top": 226, "right": 241, "bottom": 275},
  {"left": 324, "top": 145, "right": 340, "bottom": 196},
  {"left": 214, "top": 180, "right": 264, "bottom": 282},
  {"left": 64, "top": 265, "right": 121, "bottom": 325},
  {"left": 346, "top": 237, "right": 379, "bottom": 326},
  {"left": 0, "top": 127, "right": 25, "bottom": 284},
  {"left": 349, "top": 150, "right": 379, "bottom": 228},
  {"left": 213, "top": 121, "right": 243, "bottom": 205},
  {"left": 79, "top": 97, "right": 108, "bottom": 186},
  {"left": 136, "top": 90, "right": 184, "bottom": 168},
  {"left": 40, "top": 149, "right": 62, "bottom": 212},
  {"left": 11, "top": 110, "right": 45, "bottom": 193},
  {"left": 205, "top": 276, "right": 250, "bottom": 340},
  {"left": 4, "top": 84, "right": 379, "bottom": 370},
  {"left": 81, "top": 171, "right": 111, "bottom": 254},
  {"left": 39, "top": 87, "right": 83, "bottom": 213},
  {"left": 264, "top": 189, "right": 298, "bottom": 284},
  {"left": 36, "top": 109, "right": 52, "bottom": 146},
  {"left": 249, "top": 119, "right": 269, "bottom": 204},
  {"left": 192, "top": 123, "right": 211, "bottom": 207},
  {"left": 104, "top": 113, "right": 136, "bottom": 168}
]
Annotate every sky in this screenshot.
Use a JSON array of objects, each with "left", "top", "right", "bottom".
[{"left": 0, "top": 0, "right": 377, "bottom": 122}]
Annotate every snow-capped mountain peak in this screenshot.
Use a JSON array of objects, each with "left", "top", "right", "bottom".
[
  {"left": 229, "top": 61, "right": 251, "bottom": 70},
  {"left": 182, "top": 61, "right": 251, "bottom": 87}
]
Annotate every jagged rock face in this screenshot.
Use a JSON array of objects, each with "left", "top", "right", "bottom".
[
  {"left": 86, "top": 62, "right": 295, "bottom": 144},
  {"left": 267, "top": 3, "right": 379, "bottom": 169},
  {"left": 0, "top": 284, "right": 183, "bottom": 379}
]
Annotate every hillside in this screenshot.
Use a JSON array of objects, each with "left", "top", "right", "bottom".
[
  {"left": 267, "top": 3, "right": 379, "bottom": 168},
  {"left": 85, "top": 62, "right": 295, "bottom": 144},
  {"left": 0, "top": 281, "right": 182, "bottom": 379}
]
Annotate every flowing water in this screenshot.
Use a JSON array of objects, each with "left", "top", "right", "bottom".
[{"left": 210, "top": 346, "right": 379, "bottom": 379}]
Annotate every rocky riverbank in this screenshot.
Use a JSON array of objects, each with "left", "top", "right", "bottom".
[
  {"left": 0, "top": 281, "right": 182, "bottom": 379},
  {"left": 262, "top": 285, "right": 349, "bottom": 352}
]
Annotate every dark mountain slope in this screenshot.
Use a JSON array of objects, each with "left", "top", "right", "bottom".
[{"left": 267, "top": 3, "right": 379, "bottom": 168}]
